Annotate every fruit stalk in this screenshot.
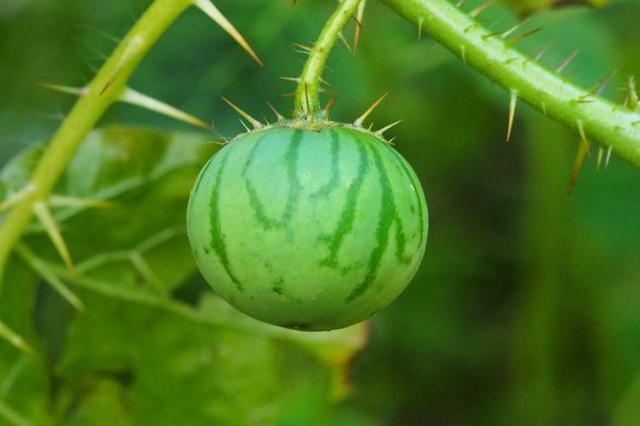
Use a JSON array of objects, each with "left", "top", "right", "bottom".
[
  {"left": 294, "top": 0, "right": 363, "bottom": 118},
  {"left": 0, "top": 0, "right": 193, "bottom": 285},
  {"left": 380, "top": 0, "right": 640, "bottom": 167}
]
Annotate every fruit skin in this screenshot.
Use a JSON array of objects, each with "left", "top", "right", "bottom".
[{"left": 187, "top": 120, "right": 428, "bottom": 331}]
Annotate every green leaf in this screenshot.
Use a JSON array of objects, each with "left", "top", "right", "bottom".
[{"left": 0, "top": 126, "right": 368, "bottom": 425}]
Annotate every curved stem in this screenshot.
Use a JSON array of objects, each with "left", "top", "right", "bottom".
[
  {"left": 0, "top": 0, "right": 193, "bottom": 286},
  {"left": 380, "top": 0, "right": 640, "bottom": 167},
  {"left": 294, "top": 0, "right": 363, "bottom": 117}
]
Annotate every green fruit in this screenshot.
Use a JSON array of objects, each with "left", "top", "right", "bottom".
[{"left": 187, "top": 120, "right": 428, "bottom": 331}]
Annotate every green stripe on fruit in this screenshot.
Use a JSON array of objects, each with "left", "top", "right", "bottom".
[{"left": 186, "top": 120, "right": 428, "bottom": 331}]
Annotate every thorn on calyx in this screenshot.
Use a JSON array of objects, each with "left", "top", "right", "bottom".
[
  {"left": 354, "top": 93, "right": 388, "bottom": 127},
  {"left": 377, "top": 120, "right": 402, "bottom": 136},
  {"left": 266, "top": 101, "right": 285, "bottom": 121},
  {"left": 221, "top": 97, "right": 263, "bottom": 129},
  {"left": 322, "top": 95, "right": 338, "bottom": 119}
]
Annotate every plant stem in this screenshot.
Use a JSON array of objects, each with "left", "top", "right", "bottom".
[
  {"left": 294, "top": 0, "right": 363, "bottom": 117},
  {"left": 380, "top": 0, "right": 640, "bottom": 167},
  {"left": 0, "top": 0, "right": 193, "bottom": 286}
]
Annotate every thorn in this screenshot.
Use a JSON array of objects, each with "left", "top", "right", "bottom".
[
  {"left": 501, "top": 17, "right": 530, "bottom": 39},
  {"left": 568, "top": 136, "right": 589, "bottom": 196},
  {"left": 354, "top": 93, "right": 388, "bottom": 126},
  {"left": 318, "top": 76, "right": 331, "bottom": 87},
  {"left": 482, "top": 31, "right": 503, "bottom": 40},
  {"left": 338, "top": 32, "right": 352, "bottom": 53},
  {"left": 33, "top": 201, "right": 75, "bottom": 273},
  {"left": 322, "top": 95, "right": 338, "bottom": 119},
  {"left": 555, "top": 49, "right": 579, "bottom": 74},
  {"left": 280, "top": 76, "right": 301, "bottom": 83},
  {"left": 506, "top": 27, "right": 541, "bottom": 46},
  {"left": 629, "top": 76, "right": 639, "bottom": 112},
  {"left": 193, "top": 0, "right": 263, "bottom": 66},
  {"left": 387, "top": 136, "right": 397, "bottom": 145},
  {"left": 605, "top": 145, "right": 613, "bottom": 169},
  {"left": 292, "top": 42, "right": 312, "bottom": 53},
  {"left": 40, "top": 83, "right": 87, "bottom": 96},
  {"left": 353, "top": 0, "right": 367, "bottom": 54},
  {"left": 239, "top": 119, "right": 251, "bottom": 132},
  {"left": 376, "top": 120, "right": 403, "bottom": 136},
  {"left": 596, "top": 146, "right": 604, "bottom": 171},
  {"left": 460, "top": 45, "right": 467, "bottom": 64},
  {"left": 122, "top": 88, "right": 212, "bottom": 129},
  {"left": 0, "top": 319, "right": 33, "bottom": 355},
  {"left": 78, "top": 24, "right": 121, "bottom": 44},
  {"left": 577, "top": 120, "right": 591, "bottom": 155},
  {"left": 221, "top": 96, "right": 263, "bottom": 129},
  {"left": 470, "top": 0, "right": 493, "bottom": 18},
  {"left": 529, "top": 41, "right": 553, "bottom": 64},
  {"left": 589, "top": 70, "right": 617, "bottom": 96},
  {"left": 541, "top": 102, "right": 547, "bottom": 116},
  {"left": 456, "top": 0, "right": 466, "bottom": 6},
  {"left": 266, "top": 101, "right": 285, "bottom": 121},
  {"left": 42, "top": 83, "right": 212, "bottom": 130},
  {"left": 417, "top": 17, "right": 424, "bottom": 39},
  {"left": 507, "top": 90, "right": 518, "bottom": 142}
]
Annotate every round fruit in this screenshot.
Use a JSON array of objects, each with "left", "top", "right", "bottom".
[{"left": 187, "top": 120, "right": 428, "bottom": 331}]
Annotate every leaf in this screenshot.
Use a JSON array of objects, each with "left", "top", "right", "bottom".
[
  {"left": 0, "top": 260, "right": 50, "bottom": 425},
  {"left": 0, "top": 126, "right": 368, "bottom": 425}
]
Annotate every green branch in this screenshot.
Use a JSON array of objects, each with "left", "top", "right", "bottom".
[
  {"left": 380, "top": 0, "right": 640, "bottom": 167},
  {"left": 294, "top": 0, "right": 363, "bottom": 117},
  {"left": 0, "top": 0, "right": 194, "bottom": 286}
]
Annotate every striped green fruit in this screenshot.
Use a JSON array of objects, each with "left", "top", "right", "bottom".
[{"left": 187, "top": 120, "right": 428, "bottom": 331}]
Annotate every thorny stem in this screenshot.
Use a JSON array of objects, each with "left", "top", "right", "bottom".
[
  {"left": 380, "top": 0, "right": 640, "bottom": 167},
  {"left": 0, "top": 0, "right": 194, "bottom": 286},
  {"left": 294, "top": 0, "right": 363, "bottom": 118}
]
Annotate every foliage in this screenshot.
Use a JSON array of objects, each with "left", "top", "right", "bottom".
[{"left": 0, "top": 127, "right": 367, "bottom": 425}]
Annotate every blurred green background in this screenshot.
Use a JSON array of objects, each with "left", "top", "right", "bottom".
[{"left": 1, "top": 0, "right": 640, "bottom": 425}]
